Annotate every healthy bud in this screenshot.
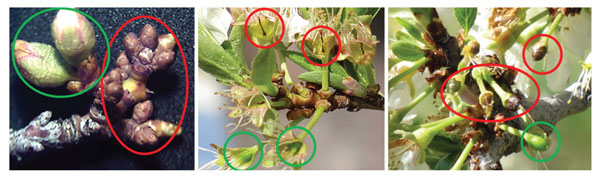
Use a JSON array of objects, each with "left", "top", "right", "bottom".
[
  {"left": 14, "top": 40, "right": 76, "bottom": 88},
  {"left": 51, "top": 10, "right": 96, "bottom": 66}
]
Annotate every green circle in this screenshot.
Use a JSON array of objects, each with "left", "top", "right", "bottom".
[
  {"left": 222, "top": 131, "right": 264, "bottom": 170},
  {"left": 520, "top": 121, "right": 561, "bottom": 162},
  {"left": 275, "top": 126, "right": 317, "bottom": 167},
  {"left": 11, "top": 7, "right": 111, "bottom": 98}
]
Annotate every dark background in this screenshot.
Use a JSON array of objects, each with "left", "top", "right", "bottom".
[{"left": 10, "top": 8, "right": 194, "bottom": 170}]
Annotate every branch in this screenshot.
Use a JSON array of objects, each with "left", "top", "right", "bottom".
[{"left": 471, "top": 70, "right": 591, "bottom": 170}]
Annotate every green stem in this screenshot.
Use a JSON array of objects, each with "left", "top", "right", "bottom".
[
  {"left": 298, "top": 106, "right": 326, "bottom": 140},
  {"left": 451, "top": 137, "right": 476, "bottom": 170},
  {"left": 365, "top": 64, "right": 376, "bottom": 88},
  {"left": 278, "top": 50, "right": 293, "bottom": 85},
  {"left": 269, "top": 98, "right": 291, "bottom": 108},
  {"left": 388, "top": 57, "right": 429, "bottom": 90},
  {"left": 321, "top": 55, "right": 330, "bottom": 91},
  {"left": 389, "top": 85, "right": 434, "bottom": 123},
  {"left": 413, "top": 115, "right": 464, "bottom": 149},
  {"left": 480, "top": 69, "right": 512, "bottom": 107}
]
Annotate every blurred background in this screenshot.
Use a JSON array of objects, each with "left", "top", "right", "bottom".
[{"left": 198, "top": 8, "right": 385, "bottom": 170}]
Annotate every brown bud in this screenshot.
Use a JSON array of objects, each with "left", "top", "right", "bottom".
[
  {"left": 124, "top": 32, "right": 143, "bottom": 57},
  {"left": 532, "top": 43, "right": 547, "bottom": 61},
  {"left": 505, "top": 95, "right": 520, "bottom": 110},
  {"left": 133, "top": 126, "right": 158, "bottom": 146},
  {"left": 132, "top": 100, "right": 153, "bottom": 123},
  {"left": 116, "top": 52, "right": 130, "bottom": 68},
  {"left": 105, "top": 82, "right": 124, "bottom": 103},
  {"left": 139, "top": 24, "right": 158, "bottom": 50},
  {"left": 77, "top": 55, "right": 100, "bottom": 85},
  {"left": 153, "top": 50, "right": 175, "bottom": 70}
]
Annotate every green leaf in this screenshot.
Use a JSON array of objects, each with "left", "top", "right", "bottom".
[
  {"left": 454, "top": 8, "right": 477, "bottom": 36},
  {"left": 433, "top": 153, "right": 459, "bottom": 170},
  {"left": 230, "top": 15, "right": 249, "bottom": 72},
  {"left": 298, "top": 71, "right": 366, "bottom": 98},
  {"left": 391, "top": 40, "right": 425, "bottom": 61},
  {"left": 395, "top": 30, "right": 416, "bottom": 42},
  {"left": 198, "top": 22, "right": 248, "bottom": 87},
  {"left": 428, "top": 135, "right": 464, "bottom": 153},
  {"left": 281, "top": 50, "right": 348, "bottom": 78},
  {"left": 394, "top": 17, "right": 425, "bottom": 44},
  {"left": 251, "top": 48, "right": 278, "bottom": 96}
]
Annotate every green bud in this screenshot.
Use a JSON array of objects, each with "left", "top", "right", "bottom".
[
  {"left": 52, "top": 10, "right": 96, "bottom": 66},
  {"left": 14, "top": 40, "right": 76, "bottom": 88},
  {"left": 306, "top": 29, "right": 338, "bottom": 61},
  {"left": 247, "top": 11, "right": 280, "bottom": 46},
  {"left": 212, "top": 144, "right": 260, "bottom": 170},
  {"left": 277, "top": 138, "right": 308, "bottom": 165}
]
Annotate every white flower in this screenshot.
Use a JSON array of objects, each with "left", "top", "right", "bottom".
[
  {"left": 198, "top": 8, "right": 232, "bottom": 45},
  {"left": 280, "top": 8, "right": 309, "bottom": 47}
]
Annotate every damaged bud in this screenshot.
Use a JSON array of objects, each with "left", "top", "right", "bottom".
[{"left": 531, "top": 41, "right": 548, "bottom": 61}]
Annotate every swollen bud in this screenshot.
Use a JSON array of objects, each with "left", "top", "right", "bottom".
[
  {"left": 51, "top": 10, "right": 96, "bottom": 66},
  {"left": 14, "top": 40, "right": 76, "bottom": 88}
]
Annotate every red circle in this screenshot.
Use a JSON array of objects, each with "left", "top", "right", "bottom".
[
  {"left": 439, "top": 64, "right": 540, "bottom": 123},
  {"left": 100, "top": 15, "right": 189, "bottom": 156},
  {"left": 243, "top": 8, "right": 285, "bottom": 49},
  {"left": 522, "top": 34, "right": 563, "bottom": 75},
  {"left": 300, "top": 26, "right": 342, "bottom": 67}
]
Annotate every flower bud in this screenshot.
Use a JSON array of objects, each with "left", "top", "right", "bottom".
[
  {"left": 247, "top": 10, "right": 281, "bottom": 46},
  {"left": 14, "top": 40, "right": 76, "bottom": 88},
  {"left": 51, "top": 10, "right": 96, "bottom": 66}
]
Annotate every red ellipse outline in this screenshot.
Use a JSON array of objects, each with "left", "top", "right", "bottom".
[
  {"left": 439, "top": 64, "right": 540, "bottom": 123},
  {"left": 243, "top": 8, "right": 285, "bottom": 49},
  {"left": 522, "top": 34, "right": 563, "bottom": 75},
  {"left": 100, "top": 15, "right": 189, "bottom": 156},
  {"left": 300, "top": 25, "right": 342, "bottom": 67}
]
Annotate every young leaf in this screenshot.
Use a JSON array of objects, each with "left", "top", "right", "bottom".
[
  {"left": 394, "top": 17, "right": 425, "bottom": 44},
  {"left": 395, "top": 30, "right": 416, "bottom": 42},
  {"left": 298, "top": 70, "right": 367, "bottom": 98},
  {"left": 433, "top": 153, "right": 459, "bottom": 170},
  {"left": 198, "top": 22, "right": 248, "bottom": 87},
  {"left": 251, "top": 48, "right": 278, "bottom": 96},
  {"left": 391, "top": 40, "right": 425, "bottom": 61},
  {"left": 281, "top": 50, "right": 348, "bottom": 78},
  {"left": 454, "top": 8, "right": 477, "bottom": 36},
  {"left": 230, "top": 15, "right": 249, "bottom": 72}
]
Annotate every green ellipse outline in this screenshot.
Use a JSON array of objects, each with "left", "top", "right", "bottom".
[
  {"left": 222, "top": 131, "right": 264, "bottom": 170},
  {"left": 520, "top": 121, "right": 561, "bottom": 162},
  {"left": 11, "top": 7, "right": 111, "bottom": 98},
  {"left": 275, "top": 126, "right": 316, "bottom": 167}
]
